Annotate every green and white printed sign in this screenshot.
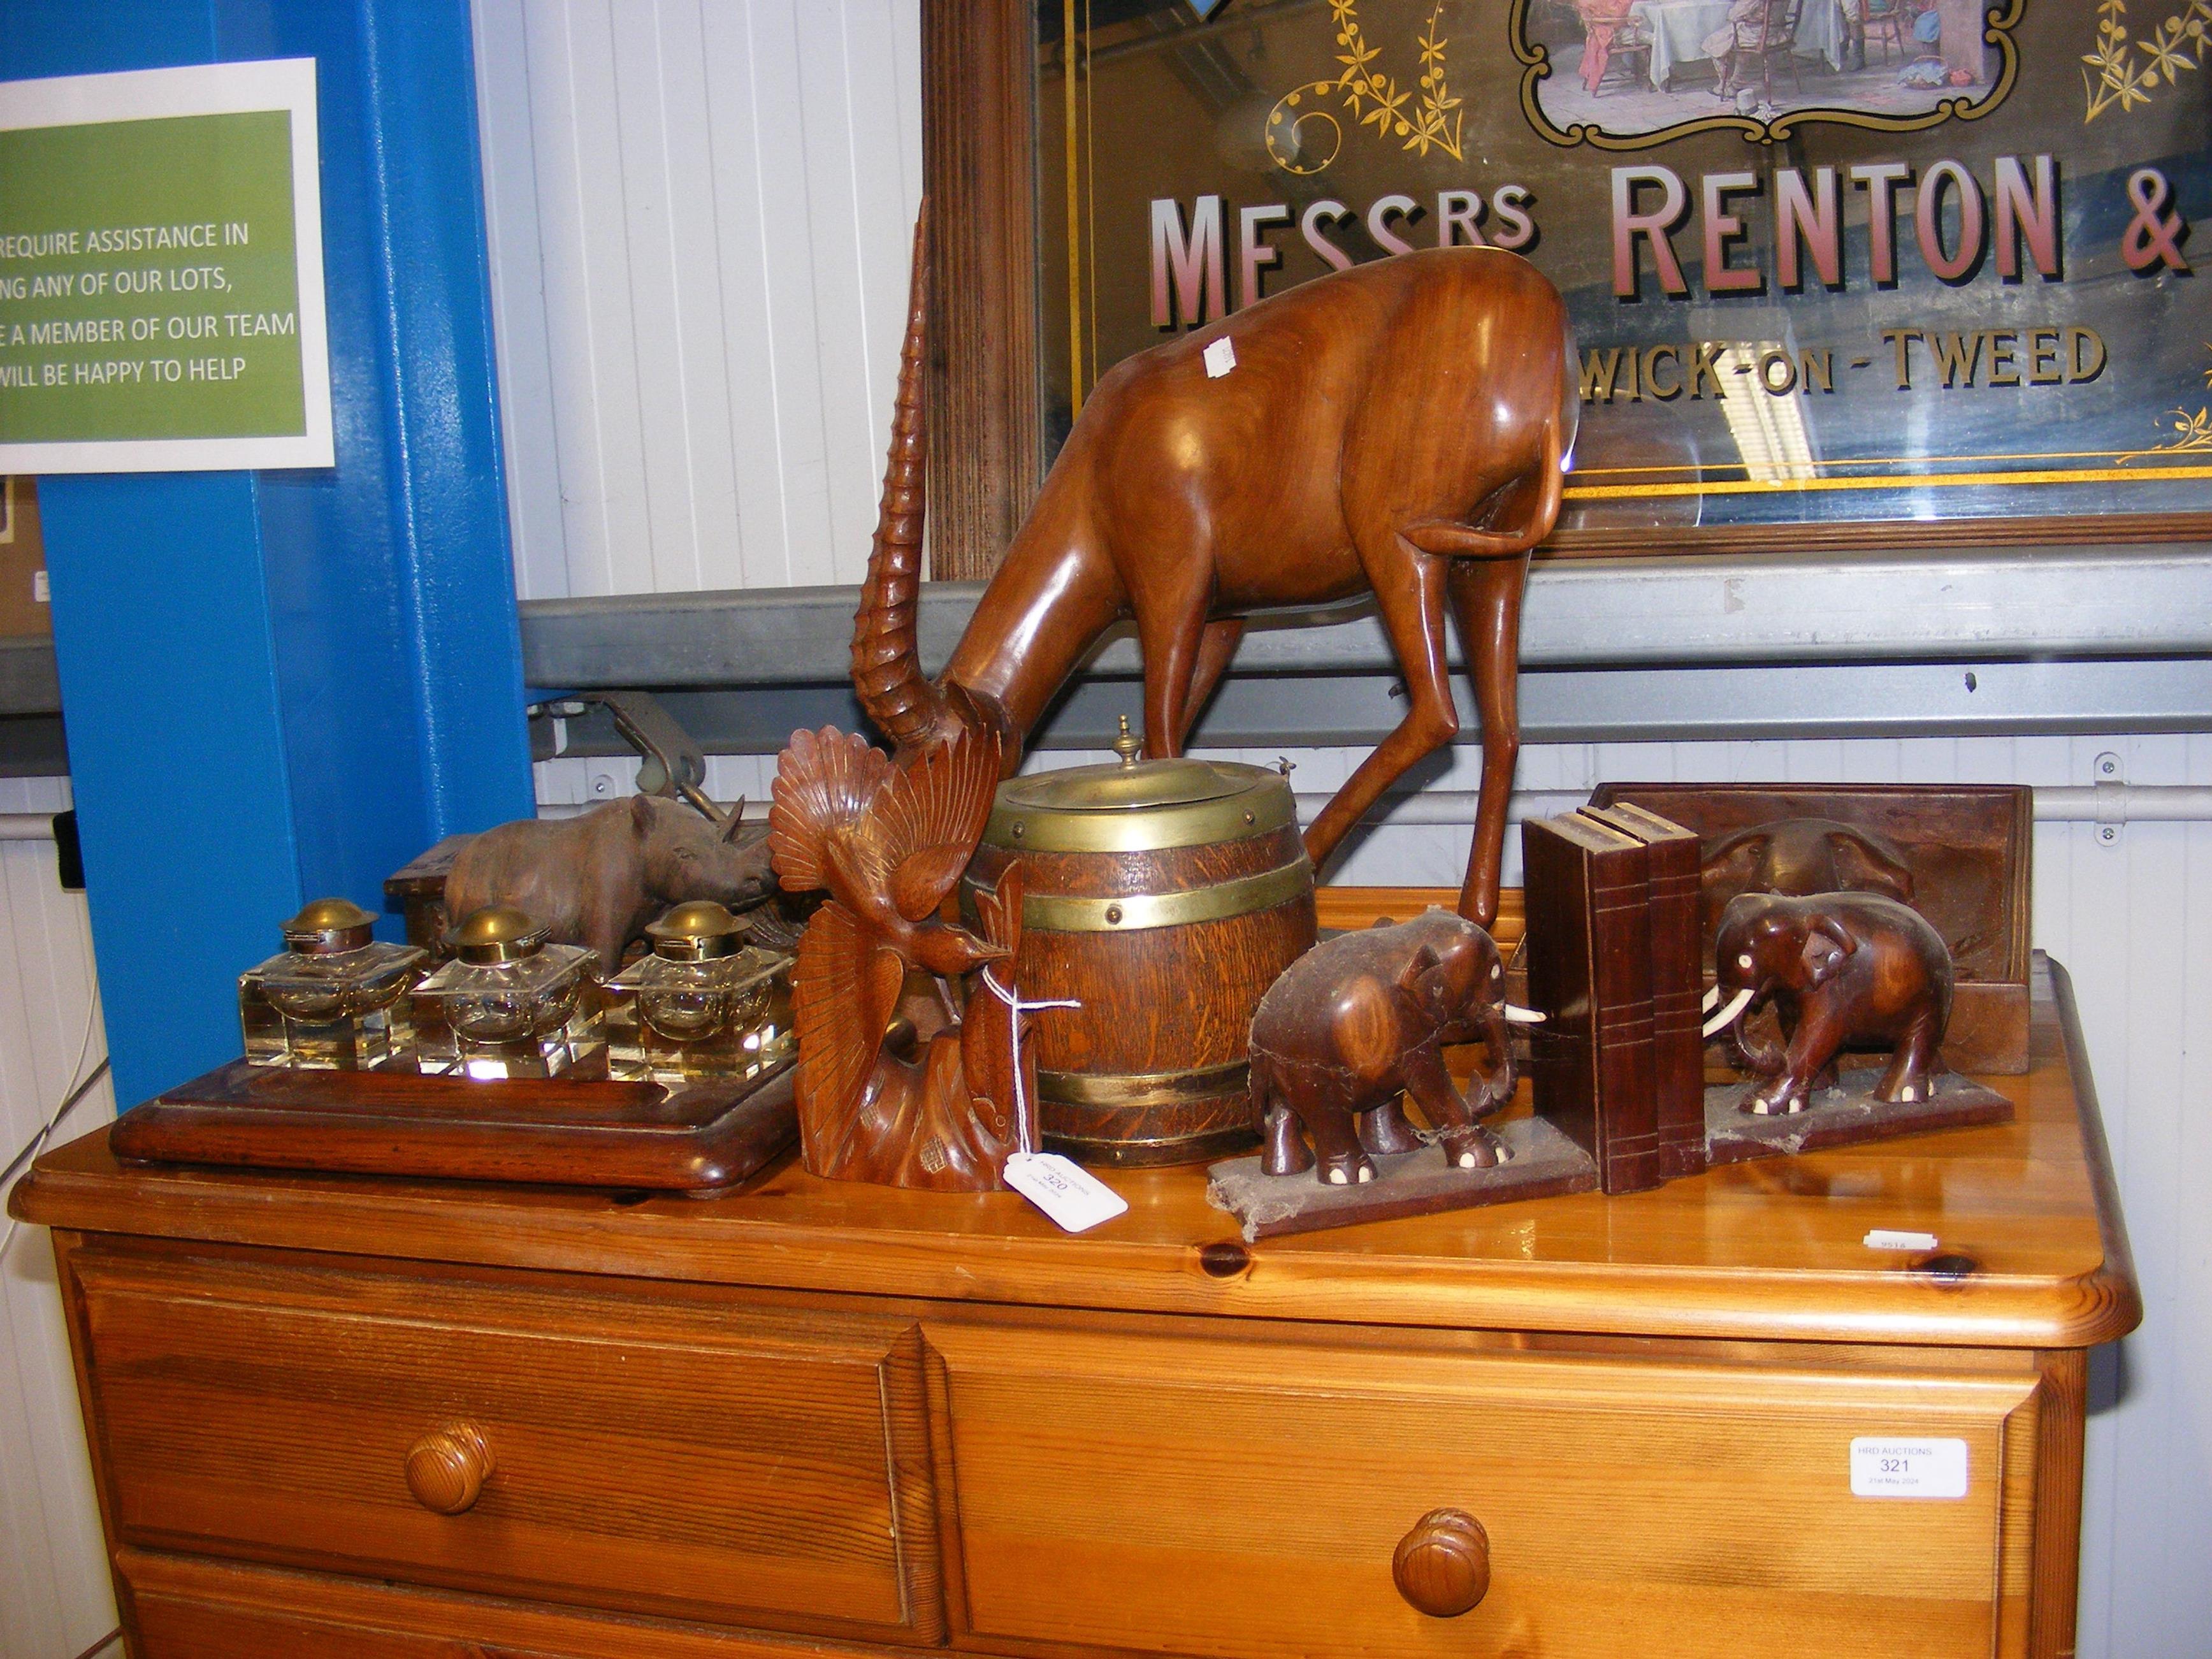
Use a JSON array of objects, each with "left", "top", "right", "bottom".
[{"left": 0, "top": 58, "right": 332, "bottom": 472}]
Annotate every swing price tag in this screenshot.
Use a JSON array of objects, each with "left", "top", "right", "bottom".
[{"left": 1004, "top": 1152, "right": 1128, "bottom": 1233}]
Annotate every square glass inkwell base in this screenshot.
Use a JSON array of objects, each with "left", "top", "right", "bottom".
[
  {"left": 604, "top": 901, "right": 794, "bottom": 1085},
  {"left": 412, "top": 905, "right": 604, "bottom": 1080},
  {"left": 238, "top": 898, "right": 426, "bottom": 1070}
]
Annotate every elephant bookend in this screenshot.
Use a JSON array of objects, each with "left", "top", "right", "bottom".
[
  {"left": 1697, "top": 891, "right": 2013, "bottom": 1163},
  {"left": 1206, "top": 911, "right": 1598, "bottom": 1241}
]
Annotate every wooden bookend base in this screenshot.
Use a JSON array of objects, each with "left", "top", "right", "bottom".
[
  {"left": 1206, "top": 1116, "right": 1599, "bottom": 1242},
  {"left": 1703, "top": 1069, "right": 2013, "bottom": 1166},
  {"left": 110, "top": 1058, "right": 797, "bottom": 1196}
]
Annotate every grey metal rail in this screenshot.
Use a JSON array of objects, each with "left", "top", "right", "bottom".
[
  {"left": 519, "top": 547, "right": 2212, "bottom": 687},
  {"left": 518, "top": 547, "right": 2212, "bottom": 753},
  {"left": 8, "top": 548, "right": 2209, "bottom": 757}
]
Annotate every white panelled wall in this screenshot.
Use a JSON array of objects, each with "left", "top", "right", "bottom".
[
  {"left": 481, "top": 5, "right": 2210, "bottom": 1653},
  {"left": 472, "top": 0, "right": 923, "bottom": 597},
  {"left": 0, "top": 778, "right": 119, "bottom": 1659}
]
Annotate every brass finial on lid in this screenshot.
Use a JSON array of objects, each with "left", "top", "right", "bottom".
[
  {"left": 645, "top": 899, "right": 748, "bottom": 961},
  {"left": 447, "top": 904, "right": 549, "bottom": 964},
  {"left": 282, "top": 897, "right": 378, "bottom": 955},
  {"left": 1113, "top": 714, "right": 1142, "bottom": 769}
]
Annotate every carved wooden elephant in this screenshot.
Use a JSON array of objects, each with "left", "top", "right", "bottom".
[
  {"left": 1702, "top": 891, "right": 1953, "bottom": 1115},
  {"left": 1248, "top": 911, "right": 1534, "bottom": 1185}
]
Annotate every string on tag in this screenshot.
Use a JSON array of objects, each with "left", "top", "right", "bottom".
[{"left": 979, "top": 967, "right": 1081, "bottom": 1155}]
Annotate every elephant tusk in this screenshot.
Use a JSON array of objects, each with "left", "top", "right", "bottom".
[
  {"left": 1701, "top": 986, "right": 1756, "bottom": 1039},
  {"left": 1502, "top": 1003, "right": 1547, "bottom": 1025},
  {"left": 1701, "top": 984, "right": 1721, "bottom": 1014}
]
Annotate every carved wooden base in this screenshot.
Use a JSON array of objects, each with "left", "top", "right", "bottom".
[
  {"left": 1703, "top": 1069, "right": 2013, "bottom": 1166},
  {"left": 1205, "top": 1115, "right": 1599, "bottom": 1242},
  {"left": 110, "top": 1057, "right": 797, "bottom": 1195},
  {"left": 1207, "top": 1066, "right": 2014, "bottom": 1240}
]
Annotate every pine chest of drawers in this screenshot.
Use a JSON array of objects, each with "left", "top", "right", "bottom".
[{"left": 13, "top": 960, "right": 2136, "bottom": 1659}]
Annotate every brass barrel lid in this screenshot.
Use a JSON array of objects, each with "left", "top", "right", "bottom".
[
  {"left": 646, "top": 899, "right": 748, "bottom": 960},
  {"left": 982, "top": 745, "right": 1298, "bottom": 855},
  {"left": 447, "top": 904, "right": 549, "bottom": 964},
  {"left": 282, "top": 897, "right": 378, "bottom": 954}
]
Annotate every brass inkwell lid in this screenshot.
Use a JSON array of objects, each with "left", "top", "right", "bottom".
[
  {"left": 983, "top": 716, "right": 1298, "bottom": 854},
  {"left": 446, "top": 904, "right": 551, "bottom": 964},
  {"left": 645, "top": 900, "right": 749, "bottom": 961},
  {"left": 282, "top": 897, "right": 379, "bottom": 955}
]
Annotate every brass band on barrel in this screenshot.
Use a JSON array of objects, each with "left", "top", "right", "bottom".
[
  {"left": 1037, "top": 1058, "right": 1250, "bottom": 1108},
  {"left": 1013, "top": 859, "right": 1312, "bottom": 934},
  {"left": 1047, "top": 1122, "right": 1258, "bottom": 1166},
  {"left": 983, "top": 782, "right": 1295, "bottom": 853}
]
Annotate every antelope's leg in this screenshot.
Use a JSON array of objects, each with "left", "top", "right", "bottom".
[
  {"left": 1303, "top": 549, "right": 1457, "bottom": 871},
  {"left": 1136, "top": 593, "right": 1210, "bottom": 762},
  {"left": 1445, "top": 553, "right": 1532, "bottom": 929},
  {"left": 1175, "top": 616, "right": 1247, "bottom": 754}
]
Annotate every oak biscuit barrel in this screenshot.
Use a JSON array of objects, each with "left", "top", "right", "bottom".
[{"left": 961, "top": 742, "right": 1315, "bottom": 1167}]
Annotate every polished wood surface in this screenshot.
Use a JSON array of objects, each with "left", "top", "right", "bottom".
[
  {"left": 1316, "top": 885, "right": 1526, "bottom": 945},
  {"left": 12, "top": 956, "right": 2136, "bottom": 1659},
  {"left": 18, "top": 959, "right": 2135, "bottom": 1350},
  {"left": 119, "top": 1547, "right": 918, "bottom": 1659},
  {"left": 68, "top": 1243, "right": 942, "bottom": 1643},
  {"left": 383, "top": 832, "right": 470, "bottom": 952},
  {"left": 930, "top": 1321, "right": 2042, "bottom": 1658},
  {"left": 108, "top": 1057, "right": 797, "bottom": 1192}
]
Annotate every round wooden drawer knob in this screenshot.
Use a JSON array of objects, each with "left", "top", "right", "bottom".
[
  {"left": 1392, "top": 1508, "right": 1491, "bottom": 1618},
  {"left": 405, "top": 1423, "right": 495, "bottom": 1515}
]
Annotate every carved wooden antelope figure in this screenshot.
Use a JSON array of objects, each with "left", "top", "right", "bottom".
[{"left": 853, "top": 206, "right": 1577, "bottom": 925}]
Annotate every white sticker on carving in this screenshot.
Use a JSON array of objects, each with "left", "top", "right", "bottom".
[
  {"left": 1203, "top": 337, "right": 1236, "bottom": 378},
  {"left": 1850, "top": 1437, "right": 1969, "bottom": 1498}
]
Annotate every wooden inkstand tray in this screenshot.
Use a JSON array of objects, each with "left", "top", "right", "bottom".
[{"left": 109, "top": 1054, "right": 797, "bottom": 1196}]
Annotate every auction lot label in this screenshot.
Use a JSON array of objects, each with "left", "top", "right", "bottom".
[{"left": 0, "top": 59, "right": 332, "bottom": 472}]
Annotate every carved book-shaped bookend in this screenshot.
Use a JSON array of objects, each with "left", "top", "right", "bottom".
[{"left": 769, "top": 723, "right": 1039, "bottom": 1192}]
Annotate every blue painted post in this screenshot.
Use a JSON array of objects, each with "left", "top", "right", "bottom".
[{"left": 3, "top": 0, "right": 533, "bottom": 1105}]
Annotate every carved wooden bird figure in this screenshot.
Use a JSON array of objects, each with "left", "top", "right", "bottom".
[
  {"left": 769, "top": 721, "right": 1031, "bottom": 1189},
  {"left": 770, "top": 723, "right": 1006, "bottom": 979}
]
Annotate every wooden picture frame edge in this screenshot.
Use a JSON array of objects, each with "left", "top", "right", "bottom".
[{"left": 923, "top": 0, "right": 1045, "bottom": 583}]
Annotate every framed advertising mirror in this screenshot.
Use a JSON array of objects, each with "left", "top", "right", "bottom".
[{"left": 923, "top": 0, "right": 2212, "bottom": 576}]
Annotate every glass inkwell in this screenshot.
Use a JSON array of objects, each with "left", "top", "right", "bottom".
[
  {"left": 413, "top": 906, "right": 604, "bottom": 1080},
  {"left": 237, "top": 898, "right": 426, "bottom": 1069},
  {"left": 604, "top": 901, "right": 794, "bottom": 1083}
]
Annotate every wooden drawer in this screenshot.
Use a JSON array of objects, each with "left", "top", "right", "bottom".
[
  {"left": 71, "top": 1249, "right": 941, "bottom": 1642},
  {"left": 930, "top": 1325, "right": 2046, "bottom": 1659},
  {"left": 117, "top": 1546, "right": 901, "bottom": 1659}
]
